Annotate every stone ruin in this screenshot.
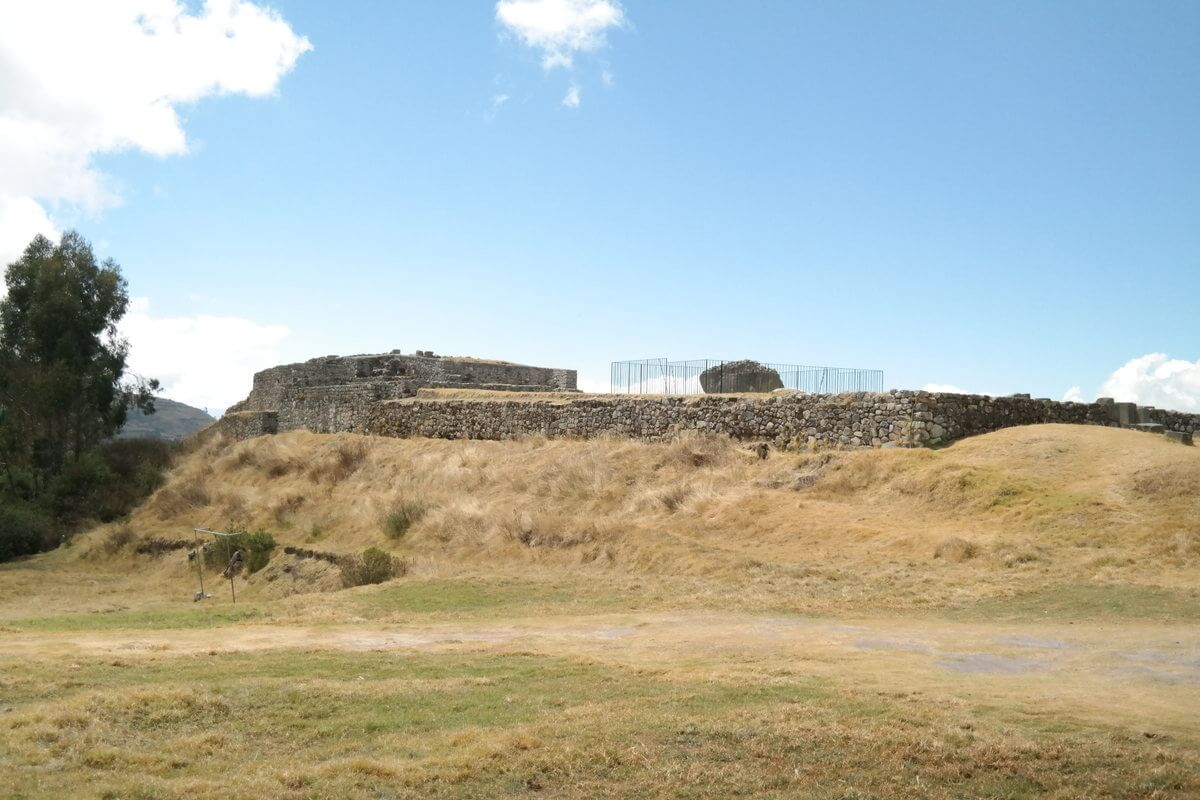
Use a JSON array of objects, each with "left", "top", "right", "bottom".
[
  {"left": 225, "top": 349, "right": 576, "bottom": 435},
  {"left": 219, "top": 349, "right": 1199, "bottom": 450},
  {"left": 698, "top": 360, "right": 784, "bottom": 393}
]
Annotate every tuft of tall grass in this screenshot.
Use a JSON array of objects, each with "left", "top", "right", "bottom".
[
  {"left": 101, "top": 524, "right": 137, "bottom": 556},
  {"left": 933, "top": 536, "right": 978, "bottom": 562},
  {"left": 383, "top": 500, "right": 428, "bottom": 539}
]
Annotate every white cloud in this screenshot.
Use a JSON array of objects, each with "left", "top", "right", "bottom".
[
  {"left": 1098, "top": 353, "right": 1200, "bottom": 412},
  {"left": 0, "top": 0, "right": 311, "bottom": 265},
  {"left": 120, "top": 297, "right": 290, "bottom": 415},
  {"left": 1062, "top": 386, "right": 1085, "bottom": 403},
  {"left": 922, "top": 383, "right": 1006, "bottom": 397},
  {"left": 576, "top": 374, "right": 609, "bottom": 394},
  {"left": 922, "top": 383, "right": 970, "bottom": 394},
  {"left": 485, "top": 93, "right": 511, "bottom": 122},
  {"left": 496, "top": 0, "right": 625, "bottom": 70},
  {"left": 601, "top": 69, "right": 615, "bottom": 87},
  {"left": 0, "top": 197, "right": 57, "bottom": 267},
  {"left": 562, "top": 85, "right": 581, "bottom": 108}
]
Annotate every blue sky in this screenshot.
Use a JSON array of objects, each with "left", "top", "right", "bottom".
[{"left": 1, "top": 1, "right": 1198, "bottom": 412}]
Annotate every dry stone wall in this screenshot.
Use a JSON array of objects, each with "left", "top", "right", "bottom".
[
  {"left": 218, "top": 410, "right": 278, "bottom": 439},
  {"left": 219, "top": 351, "right": 1200, "bottom": 448},
  {"left": 366, "top": 392, "right": 920, "bottom": 446},
  {"left": 225, "top": 351, "right": 578, "bottom": 435},
  {"left": 360, "top": 391, "right": 1200, "bottom": 448}
]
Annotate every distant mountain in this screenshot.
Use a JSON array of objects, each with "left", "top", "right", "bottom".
[{"left": 117, "top": 397, "right": 216, "bottom": 441}]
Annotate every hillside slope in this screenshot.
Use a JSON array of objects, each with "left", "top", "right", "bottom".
[
  {"left": 117, "top": 397, "right": 215, "bottom": 441},
  {"left": 86, "top": 423, "right": 1198, "bottom": 612}
]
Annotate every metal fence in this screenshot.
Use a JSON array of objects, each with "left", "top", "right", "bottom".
[{"left": 610, "top": 358, "right": 884, "bottom": 395}]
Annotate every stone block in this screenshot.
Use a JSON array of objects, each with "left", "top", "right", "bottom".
[
  {"left": 1132, "top": 422, "right": 1165, "bottom": 434},
  {"left": 1165, "top": 430, "right": 1194, "bottom": 445},
  {"left": 1114, "top": 402, "right": 1139, "bottom": 426}
]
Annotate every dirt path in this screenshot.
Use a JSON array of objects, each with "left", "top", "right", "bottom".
[
  {"left": 5, "top": 610, "right": 1198, "bottom": 738},
  {"left": 5, "top": 611, "right": 1197, "bottom": 677}
]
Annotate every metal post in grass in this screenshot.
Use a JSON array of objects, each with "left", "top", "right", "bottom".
[
  {"left": 193, "top": 527, "right": 241, "bottom": 604},
  {"left": 192, "top": 527, "right": 206, "bottom": 601}
]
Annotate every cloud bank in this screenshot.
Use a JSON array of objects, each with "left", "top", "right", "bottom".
[
  {"left": 0, "top": 0, "right": 311, "bottom": 264},
  {"left": 120, "top": 298, "right": 290, "bottom": 415},
  {"left": 1097, "top": 353, "right": 1200, "bottom": 412},
  {"left": 496, "top": 0, "right": 625, "bottom": 70}
]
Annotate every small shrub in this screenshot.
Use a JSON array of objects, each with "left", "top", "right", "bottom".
[
  {"left": 0, "top": 502, "right": 58, "bottom": 562},
  {"left": 102, "top": 525, "right": 136, "bottom": 555},
  {"left": 383, "top": 500, "right": 427, "bottom": 539},
  {"left": 933, "top": 536, "right": 978, "bottom": 563},
  {"left": 340, "top": 547, "right": 407, "bottom": 587},
  {"left": 203, "top": 527, "right": 276, "bottom": 574}
]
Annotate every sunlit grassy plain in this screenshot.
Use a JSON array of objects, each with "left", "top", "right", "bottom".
[{"left": 2, "top": 423, "right": 1198, "bottom": 798}]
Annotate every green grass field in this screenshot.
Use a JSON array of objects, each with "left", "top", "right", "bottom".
[{"left": 4, "top": 646, "right": 1197, "bottom": 799}]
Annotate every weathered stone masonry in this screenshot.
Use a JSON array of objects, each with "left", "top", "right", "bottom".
[
  {"left": 364, "top": 392, "right": 1199, "bottom": 447},
  {"left": 219, "top": 350, "right": 1198, "bottom": 447},
  {"left": 222, "top": 384, "right": 1199, "bottom": 449},
  {"left": 225, "top": 351, "right": 578, "bottom": 435}
]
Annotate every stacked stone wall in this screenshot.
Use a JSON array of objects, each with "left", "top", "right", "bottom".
[
  {"left": 222, "top": 351, "right": 1200, "bottom": 448},
  {"left": 217, "top": 410, "right": 278, "bottom": 439},
  {"left": 227, "top": 352, "right": 578, "bottom": 434},
  {"left": 359, "top": 391, "right": 1200, "bottom": 448},
  {"left": 367, "top": 392, "right": 924, "bottom": 447}
]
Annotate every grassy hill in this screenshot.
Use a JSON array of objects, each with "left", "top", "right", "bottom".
[
  {"left": 116, "top": 397, "right": 215, "bottom": 441},
  {"left": 2, "top": 424, "right": 1198, "bottom": 798},
  {"left": 99, "top": 422, "right": 1198, "bottom": 613}
]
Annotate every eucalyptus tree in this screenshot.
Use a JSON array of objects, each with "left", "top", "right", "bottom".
[{"left": 0, "top": 231, "right": 158, "bottom": 494}]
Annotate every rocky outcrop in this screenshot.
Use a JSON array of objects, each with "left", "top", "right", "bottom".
[
  {"left": 226, "top": 351, "right": 577, "bottom": 435},
  {"left": 698, "top": 360, "right": 784, "bottom": 393}
]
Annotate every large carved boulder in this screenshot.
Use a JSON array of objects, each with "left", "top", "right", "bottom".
[{"left": 699, "top": 360, "right": 784, "bottom": 393}]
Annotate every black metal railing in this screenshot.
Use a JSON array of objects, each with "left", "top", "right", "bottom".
[{"left": 610, "top": 358, "right": 884, "bottom": 395}]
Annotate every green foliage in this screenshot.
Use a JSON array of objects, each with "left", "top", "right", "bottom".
[
  {"left": 383, "top": 500, "right": 426, "bottom": 539},
  {"left": 203, "top": 527, "right": 276, "bottom": 574},
  {"left": 0, "top": 501, "right": 59, "bottom": 561},
  {"left": 0, "top": 232, "right": 166, "bottom": 561},
  {"left": 0, "top": 230, "right": 158, "bottom": 493},
  {"left": 44, "top": 453, "right": 115, "bottom": 523},
  {"left": 38, "top": 438, "right": 174, "bottom": 529},
  {"left": 341, "top": 547, "right": 407, "bottom": 588}
]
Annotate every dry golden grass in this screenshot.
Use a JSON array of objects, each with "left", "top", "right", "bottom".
[
  {"left": 76, "top": 423, "right": 1192, "bottom": 613},
  {"left": 2, "top": 645, "right": 1197, "bottom": 800},
  {"left": 2, "top": 424, "right": 1200, "bottom": 798}
]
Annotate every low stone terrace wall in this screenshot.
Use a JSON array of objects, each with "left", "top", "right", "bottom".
[
  {"left": 218, "top": 390, "right": 1200, "bottom": 448},
  {"left": 363, "top": 391, "right": 1200, "bottom": 448}
]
